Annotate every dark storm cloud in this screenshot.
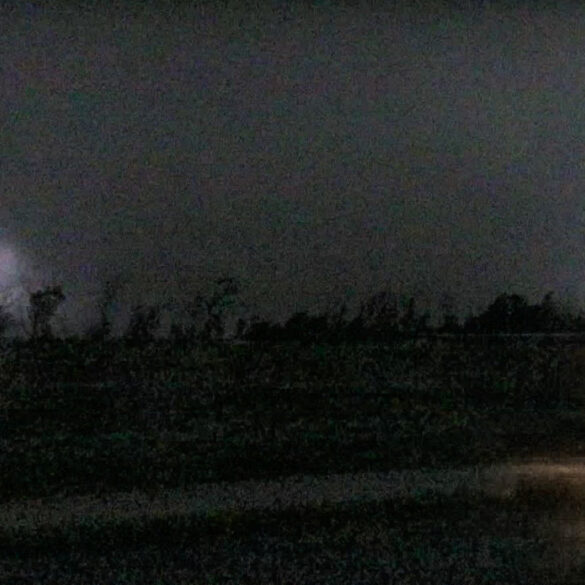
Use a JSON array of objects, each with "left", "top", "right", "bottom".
[{"left": 2, "top": 2, "right": 585, "bottom": 335}]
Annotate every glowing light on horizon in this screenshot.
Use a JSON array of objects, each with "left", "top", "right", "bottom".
[{"left": 0, "top": 247, "right": 18, "bottom": 286}]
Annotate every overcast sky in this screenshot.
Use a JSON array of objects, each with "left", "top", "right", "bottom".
[{"left": 2, "top": 1, "right": 585, "bottom": 336}]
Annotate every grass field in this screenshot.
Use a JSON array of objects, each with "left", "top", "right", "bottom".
[{"left": 2, "top": 335, "right": 585, "bottom": 583}]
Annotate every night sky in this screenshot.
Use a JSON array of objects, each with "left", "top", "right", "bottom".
[{"left": 2, "top": 1, "right": 585, "bottom": 337}]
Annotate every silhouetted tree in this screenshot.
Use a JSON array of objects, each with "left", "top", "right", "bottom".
[
  {"left": 463, "top": 309, "right": 479, "bottom": 333},
  {"left": 281, "top": 311, "right": 330, "bottom": 343},
  {"left": 321, "top": 301, "right": 350, "bottom": 343},
  {"left": 0, "top": 304, "right": 13, "bottom": 339},
  {"left": 187, "top": 276, "right": 247, "bottom": 344},
  {"left": 461, "top": 292, "right": 576, "bottom": 333},
  {"left": 198, "top": 307, "right": 223, "bottom": 344},
  {"left": 234, "top": 317, "right": 249, "bottom": 339},
  {"left": 343, "top": 312, "right": 367, "bottom": 342},
  {"left": 534, "top": 291, "right": 566, "bottom": 332},
  {"left": 438, "top": 294, "right": 461, "bottom": 333},
  {"left": 243, "top": 316, "right": 284, "bottom": 343},
  {"left": 571, "top": 311, "right": 585, "bottom": 332},
  {"left": 28, "top": 285, "right": 66, "bottom": 340},
  {"left": 469, "top": 293, "right": 530, "bottom": 333},
  {"left": 125, "top": 303, "right": 161, "bottom": 345},
  {"left": 351, "top": 289, "right": 429, "bottom": 340},
  {"left": 169, "top": 321, "right": 197, "bottom": 344},
  {"left": 356, "top": 289, "right": 399, "bottom": 340},
  {"left": 399, "top": 296, "right": 430, "bottom": 335},
  {"left": 85, "top": 276, "right": 125, "bottom": 342}
]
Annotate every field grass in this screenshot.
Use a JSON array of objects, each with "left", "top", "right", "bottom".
[
  {"left": 0, "top": 495, "right": 576, "bottom": 584},
  {"left": 2, "top": 335, "right": 585, "bottom": 583}
]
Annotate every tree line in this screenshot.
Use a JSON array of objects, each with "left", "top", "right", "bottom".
[{"left": 0, "top": 278, "right": 583, "bottom": 346}]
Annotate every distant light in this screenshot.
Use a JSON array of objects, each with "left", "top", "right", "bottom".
[{"left": 0, "top": 247, "right": 18, "bottom": 286}]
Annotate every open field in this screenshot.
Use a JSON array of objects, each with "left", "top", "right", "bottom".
[
  {"left": 3, "top": 336, "right": 585, "bottom": 583},
  {"left": 4, "top": 462, "right": 585, "bottom": 584}
]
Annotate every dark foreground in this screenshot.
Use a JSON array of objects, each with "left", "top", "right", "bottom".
[
  {"left": 2, "top": 470, "right": 585, "bottom": 585},
  {"left": 2, "top": 337, "right": 585, "bottom": 583}
]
